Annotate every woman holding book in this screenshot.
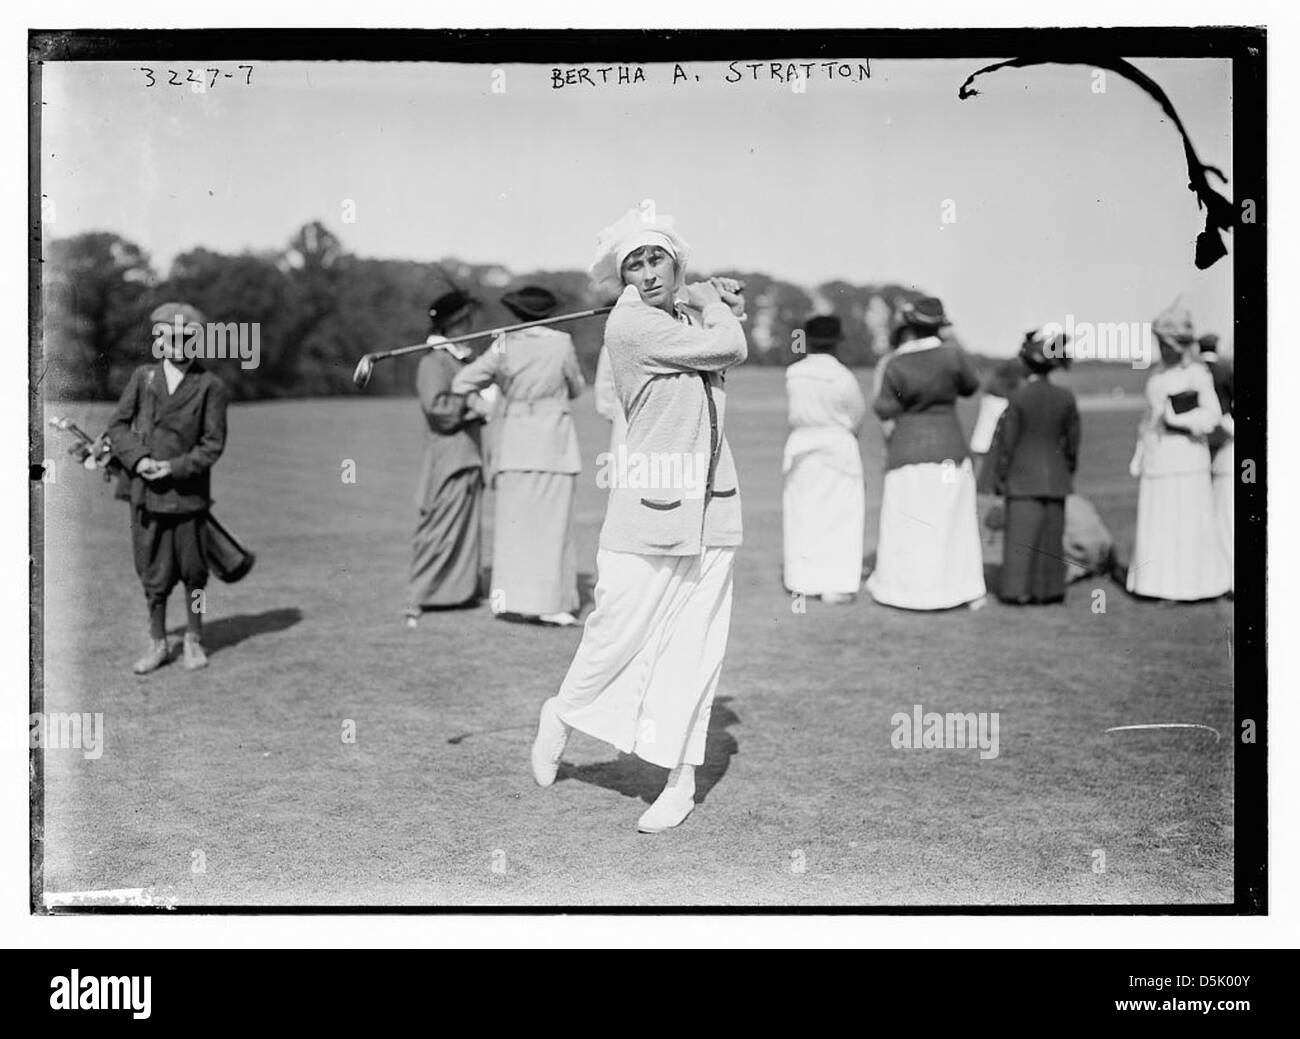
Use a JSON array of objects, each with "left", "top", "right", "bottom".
[{"left": 1126, "top": 300, "right": 1229, "bottom": 601}]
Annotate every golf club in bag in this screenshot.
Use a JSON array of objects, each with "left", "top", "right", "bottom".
[{"left": 48, "top": 417, "right": 256, "bottom": 584}]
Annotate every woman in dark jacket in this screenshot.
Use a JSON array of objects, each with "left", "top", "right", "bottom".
[
  {"left": 406, "top": 291, "right": 488, "bottom": 626},
  {"left": 993, "top": 329, "right": 1080, "bottom": 604},
  {"left": 866, "top": 297, "right": 986, "bottom": 610}
]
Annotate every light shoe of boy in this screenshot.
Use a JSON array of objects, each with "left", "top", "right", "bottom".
[
  {"left": 182, "top": 634, "right": 208, "bottom": 670},
  {"left": 132, "top": 638, "right": 171, "bottom": 676}
]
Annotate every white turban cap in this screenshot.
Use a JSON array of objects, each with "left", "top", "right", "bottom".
[{"left": 589, "top": 206, "right": 691, "bottom": 301}]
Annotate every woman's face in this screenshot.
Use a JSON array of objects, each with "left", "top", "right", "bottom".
[{"left": 620, "top": 246, "right": 676, "bottom": 310}]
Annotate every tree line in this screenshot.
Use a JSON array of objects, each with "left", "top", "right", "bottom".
[{"left": 40, "top": 221, "right": 943, "bottom": 402}]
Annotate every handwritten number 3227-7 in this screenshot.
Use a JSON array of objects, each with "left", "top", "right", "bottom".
[{"left": 139, "top": 66, "right": 253, "bottom": 87}]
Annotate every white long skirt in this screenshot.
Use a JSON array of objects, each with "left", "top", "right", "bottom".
[
  {"left": 783, "top": 446, "right": 864, "bottom": 597},
  {"left": 556, "top": 547, "right": 735, "bottom": 769},
  {"left": 1128, "top": 469, "right": 1230, "bottom": 601},
  {"left": 866, "top": 459, "right": 986, "bottom": 610},
  {"left": 490, "top": 470, "right": 578, "bottom": 616}
]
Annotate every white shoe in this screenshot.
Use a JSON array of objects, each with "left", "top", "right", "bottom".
[
  {"left": 967, "top": 595, "right": 989, "bottom": 612},
  {"left": 530, "top": 697, "right": 570, "bottom": 787},
  {"left": 637, "top": 765, "right": 697, "bottom": 833},
  {"left": 539, "top": 612, "right": 578, "bottom": 627}
]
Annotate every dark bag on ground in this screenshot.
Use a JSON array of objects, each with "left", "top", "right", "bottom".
[{"left": 201, "top": 513, "right": 256, "bottom": 583}]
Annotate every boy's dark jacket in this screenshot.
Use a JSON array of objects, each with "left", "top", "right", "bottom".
[{"left": 107, "top": 361, "right": 229, "bottom": 514}]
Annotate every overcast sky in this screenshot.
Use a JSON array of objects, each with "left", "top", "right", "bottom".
[{"left": 41, "top": 55, "right": 1233, "bottom": 356}]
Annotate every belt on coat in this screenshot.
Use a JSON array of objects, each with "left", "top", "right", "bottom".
[{"left": 504, "top": 400, "right": 571, "bottom": 416}]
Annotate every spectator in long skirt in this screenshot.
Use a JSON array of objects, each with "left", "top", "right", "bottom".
[
  {"left": 866, "top": 297, "right": 987, "bottom": 610},
  {"left": 782, "top": 315, "right": 867, "bottom": 603},
  {"left": 452, "top": 286, "right": 585, "bottom": 626},
  {"left": 405, "top": 291, "right": 489, "bottom": 626},
  {"left": 1126, "top": 299, "right": 1230, "bottom": 601},
  {"left": 993, "top": 328, "right": 1080, "bottom": 604}
]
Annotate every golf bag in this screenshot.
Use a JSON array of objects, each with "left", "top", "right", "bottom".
[{"left": 52, "top": 417, "right": 256, "bottom": 584}]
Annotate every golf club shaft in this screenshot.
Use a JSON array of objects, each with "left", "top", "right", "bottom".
[
  {"left": 371, "top": 306, "right": 615, "bottom": 364},
  {"left": 354, "top": 280, "right": 746, "bottom": 386},
  {"left": 50, "top": 417, "right": 94, "bottom": 444}
]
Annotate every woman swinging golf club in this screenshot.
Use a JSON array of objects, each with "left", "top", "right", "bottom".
[{"left": 530, "top": 205, "right": 747, "bottom": 833}]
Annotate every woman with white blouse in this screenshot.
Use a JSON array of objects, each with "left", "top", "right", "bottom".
[
  {"left": 782, "top": 315, "right": 867, "bottom": 603},
  {"left": 1127, "top": 300, "right": 1230, "bottom": 601}
]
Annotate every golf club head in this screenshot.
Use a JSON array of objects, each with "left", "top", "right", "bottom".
[{"left": 352, "top": 355, "right": 374, "bottom": 388}]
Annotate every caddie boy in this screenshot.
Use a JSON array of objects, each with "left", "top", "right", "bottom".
[{"left": 107, "top": 301, "right": 231, "bottom": 675}]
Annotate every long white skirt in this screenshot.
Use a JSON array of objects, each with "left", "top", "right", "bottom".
[
  {"left": 490, "top": 470, "right": 578, "bottom": 617},
  {"left": 556, "top": 547, "right": 735, "bottom": 769},
  {"left": 1128, "top": 469, "right": 1230, "bottom": 601},
  {"left": 866, "top": 459, "right": 986, "bottom": 610},
  {"left": 783, "top": 451, "right": 864, "bottom": 597}
]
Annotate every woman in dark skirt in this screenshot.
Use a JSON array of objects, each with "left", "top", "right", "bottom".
[
  {"left": 993, "top": 328, "right": 1080, "bottom": 604},
  {"left": 405, "top": 290, "right": 488, "bottom": 626}
]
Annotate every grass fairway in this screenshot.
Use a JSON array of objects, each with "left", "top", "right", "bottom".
[{"left": 38, "top": 368, "right": 1233, "bottom": 907}]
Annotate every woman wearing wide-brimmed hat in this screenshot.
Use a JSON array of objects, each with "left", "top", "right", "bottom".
[
  {"left": 406, "top": 290, "right": 487, "bottom": 625},
  {"left": 451, "top": 285, "right": 585, "bottom": 625},
  {"left": 866, "top": 296, "right": 986, "bottom": 610},
  {"left": 529, "top": 205, "right": 747, "bottom": 834},
  {"left": 1126, "top": 299, "right": 1229, "bottom": 601},
  {"left": 782, "top": 314, "right": 867, "bottom": 603},
  {"left": 992, "top": 327, "right": 1081, "bottom": 604},
  {"left": 405, "top": 292, "right": 488, "bottom": 621}
]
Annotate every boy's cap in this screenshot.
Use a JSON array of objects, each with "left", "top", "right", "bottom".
[{"left": 150, "top": 302, "right": 207, "bottom": 328}]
